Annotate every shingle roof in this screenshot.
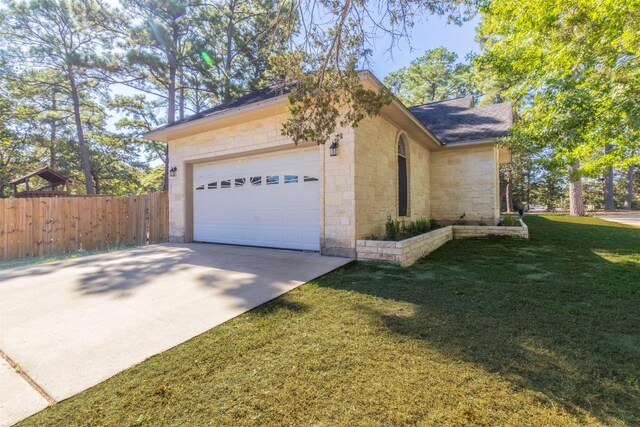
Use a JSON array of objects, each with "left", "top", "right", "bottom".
[
  {"left": 164, "top": 82, "right": 294, "bottom": 128},
  {"left": 152, "top": 79, "right": 512, "bottom": 145},
  {"left": 408, "top": 97, "right": 513, "bottom": 144}
]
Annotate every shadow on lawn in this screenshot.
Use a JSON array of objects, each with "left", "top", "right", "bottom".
[{"left": 317, "top": 216, "right": 640, "bottom": 425}]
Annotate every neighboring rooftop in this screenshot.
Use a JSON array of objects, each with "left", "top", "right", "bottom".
[
  {"left": 9, "top": 166, "right": 68, "bottom": 186},
  {"left": 408, "top": 96, "right": 513, "bottom": 144},
  {"left": 9, "top": 166, "right": 70, "bottom": 198}
]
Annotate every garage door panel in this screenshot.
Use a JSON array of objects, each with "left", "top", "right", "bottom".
[{"left": 193, "top": 149, "right": 320, "bottom": 251}]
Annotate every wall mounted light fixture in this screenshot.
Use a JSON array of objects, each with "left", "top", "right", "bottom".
[
  {"left": 329, "top": 140, "right": 339, "bottom": 157},
  {"left": 169, "top": 166, "right": 178, "bottom": 177}
]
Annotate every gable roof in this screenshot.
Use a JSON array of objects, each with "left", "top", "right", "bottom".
[
  {"left": 408, "top": 97, "right": 513, "bottom": 144},
  {"left": 145, "top": 72, "right": 512, "bottom": 145},
  {"left": 9, "top": 166, "right": 69, "bottom": 185},
  {"left": 166, "top": 82, "right": 295, "bottom": 129}
]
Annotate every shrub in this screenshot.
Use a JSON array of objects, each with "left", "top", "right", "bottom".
[
  {"left": 500, "top": 215, "right": 520, "bottom": 226},
  {"left": 415, "top": 217, "right": 431, "bottom": 234},
  {"left": 477, "top": 220, "right": 487, "bottom": 226},
  {"left": 429, "top": 218, "right": 439, "bottom": 229},
  {"left": 382, "top": 217, "right": 438, "bottom": 241},
  {"left": 385, "top": 216, "right": 400, "bottom": 241}
]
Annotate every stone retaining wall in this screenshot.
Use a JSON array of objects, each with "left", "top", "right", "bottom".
[
  {"left": 356, "top": 219, "right": 528, "bottom": 267},
  {"left": 356, "top": 226, "right": 453, "bottom": 267},
  {"left": 453, "top": 219, "right": 528, "bottom": 239}
]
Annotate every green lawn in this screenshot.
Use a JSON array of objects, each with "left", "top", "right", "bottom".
[{"left": 19, "top": 216, "right": 640, "bottom": 426}]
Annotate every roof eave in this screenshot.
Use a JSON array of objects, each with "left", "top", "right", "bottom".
[
  {"left": 359, "top": 71, "right": 444, "bottom": 147},
  {"left": 144, "top": 94, "right": 290, "bottom": 142},
  {"left": 440, "top": 137, "right": 503, "bottom": 148}
]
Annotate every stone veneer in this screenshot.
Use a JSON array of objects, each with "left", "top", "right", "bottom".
[
  {"left": 353, "top": 115, "right": 431, "bottom": 239},
  {"left": 430, "top": 144, "right": 500, "bottom": 221},
  {"left": 453, "top": 220, "right": 528, "bottom": 239},
  {"left": 356, "top": 219, "right": 528, "bottom": 267}
]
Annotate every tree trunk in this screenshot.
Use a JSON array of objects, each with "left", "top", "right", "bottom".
[
  {"left": 603, "top": 145, "right": 615, "bottom": 210},
  {"left": 568, "top": 162, "right": 585, "bottom": 216},
  {"left": 526, "top": 169, "right": 531, "bottom": 211},
  {"left": 164, "top": 61, "right": 173, "bottom": 193},
  {"left": 93, "top": 173, "right": 100, "bottom": 195},
  {"left": 506, "top": 169, "right": 513, "bottom": 213},
  {"left": 168, "top": 60, "right": 176, "bottom": 126},
  {"left": 546, "top": 178, "right": 555, "bottom": 211},
  {"left": 161, "top": 146, "right": 168, "bottom": 191},
  {"left": 67, "top": 67, "right": 94, "bottom": 194},
  {"left": 165, "top": 22, "right": 178, "bottom": 194},
  {"left": 179, "top": 65, "right": 185, "bottom": 121},
  {"left": 50, "top": 95, "right": 57, "bottom": 169},
  {"left": 624, "top": 165, "right": 636, "bottom": 210},
  {"left": 223, "top": 0, "right": 236, "bottom": 102}
]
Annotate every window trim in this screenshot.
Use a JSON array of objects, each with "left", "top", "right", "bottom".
[{"left": 397, "top": 134, "right": 409, "bottom": 217}]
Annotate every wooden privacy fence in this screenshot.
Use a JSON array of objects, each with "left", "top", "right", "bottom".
[{"left": 0, "top": 192, "right": 168, "bottom": 262}]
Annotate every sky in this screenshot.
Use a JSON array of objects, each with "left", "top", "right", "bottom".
[
  {"left": 366, "top": 14, "right": 481, "bottom": 79},
  {"left": 111, "top": 9, "right": 481, "bottom": 166}
]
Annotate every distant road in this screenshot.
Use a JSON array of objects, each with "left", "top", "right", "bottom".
[{"left": 595, "top": 212, "right": 640, "bottom": 228}]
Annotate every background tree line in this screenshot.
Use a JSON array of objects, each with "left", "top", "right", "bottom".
[
  {"left": 1, "top": 0, "right": 638, "bottom": 214},
  {"left": 0, "top": 0, "right": 293, "bottom": 196},
  {"left": 384, "top": 0, "right": 639, "bottom": 213}
]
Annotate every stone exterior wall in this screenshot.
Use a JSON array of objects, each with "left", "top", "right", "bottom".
[
  {"left": 353, "top": 115, "right": 431, "bottom": 240},
  {"left": 430, "top": 144, "right": 499, "bottom": 221},
  {"left": 165, "top": 104, "right": 504, "bottom": 259},
  {"left": 322, "top": 126, "right": 357, "bottom": 257},
  {"left": 166, "top": 107, "right": 357, "bottom": 257}
]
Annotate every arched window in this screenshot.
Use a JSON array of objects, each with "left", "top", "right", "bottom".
[{"left": 398, "top": 136, "right": 408, "bottom": 216}]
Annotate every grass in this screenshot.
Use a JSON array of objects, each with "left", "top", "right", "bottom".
[
  {"left": 0, "top": 245, "right": 138, "bottom": 271},
  {"left": 18, "top": 215, "right": 640, "bottom": 426}
]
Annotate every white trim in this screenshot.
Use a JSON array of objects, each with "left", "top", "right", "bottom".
[
  {"left": 144, "top": 94, "right": 289, "bottom": 140},
  {"left": 359, "top": 71, "right": 443, "bottom": 146},
  {"left": 146, "top": 70, "right": 447, "bottom": 147},
  {"left": 440, "top": 138, "right": 497, "bottom": 148}
]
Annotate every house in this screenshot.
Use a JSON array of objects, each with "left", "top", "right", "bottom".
[{"left": 145, "top": 71, "right": 512, "bottom": 258}]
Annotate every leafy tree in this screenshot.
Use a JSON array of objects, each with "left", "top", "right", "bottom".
[
  {"left": 118, "top": 0, "right": 293, "bottom": 190},
  {"left": 269, "top": 0, "right": 474, "bottom": 146},
  {"left": 139, "top": 166, "right": 166, "bottom": 194},
  {"left": 476, "top": 0, "right": 640, "bottom": 215},
  {"left": 384, "top": 47, "right": 478, "bottom": 106},
  {"left": 0, "top": 0, "right": 124, "bottom": 194},
  {"left": 191, "top": 0, "right": 294, "bottom": 104},
  {"left": 109, "top": 94, "right": 166, "bottom": 172}
]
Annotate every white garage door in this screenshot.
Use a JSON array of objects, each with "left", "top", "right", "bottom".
[{"left": 193, "top": 149, "right": 320, "bottom": 250}]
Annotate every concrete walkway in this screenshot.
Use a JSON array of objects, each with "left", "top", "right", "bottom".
[
  {"left": 0, "top": 243, "right": 350, "bottom": 426},
  {"left": 595, "top": 211, "right": 640, "bottom": 228}
]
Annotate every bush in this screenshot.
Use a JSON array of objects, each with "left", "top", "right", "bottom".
[
  {"left": 477, "top": 220, "right": 487, "bottom": 226},
  {"left": 415, "top": 218, "right": 431, "bottom": 234},
  {"left": 385, "top": 216, "right": 400, "bottom": 241},
  {"left": 383, "top": 216, "right": 439, "bottom": 241},
  {"left": 499, "top": 215, "right": 520, "bottom": 226}
]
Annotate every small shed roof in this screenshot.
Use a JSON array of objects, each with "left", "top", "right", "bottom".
[{"left": 9, "top": 166, "right": 69, "bottom": 185}]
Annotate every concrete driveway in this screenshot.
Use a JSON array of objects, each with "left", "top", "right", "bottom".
[
  {"left": 596, "top": 211, "right": 640, "bottom": 228},
  {"left": 0, "top": 243, "right": 350, "bottom": 426}
]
